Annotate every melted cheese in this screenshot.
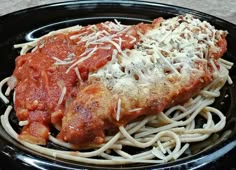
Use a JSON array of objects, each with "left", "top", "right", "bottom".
[{"left": 90, "top": 14, "right": 228, "bottom": 97}]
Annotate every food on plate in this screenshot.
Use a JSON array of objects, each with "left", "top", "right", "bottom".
[{"left": 0, "top": 14, "right": 233, "bottom": 164}]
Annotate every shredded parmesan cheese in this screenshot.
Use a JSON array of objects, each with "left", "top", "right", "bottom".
[
  {"left": 90, "top": 14, "right": 227, "bottom": 98},
  {"left": 66, "top": 46, "right": 98, "bottom": 74},
  {"left": 129, "top": 108, "right": 142, "bottom": 112},
  {"left": 116, "top": 98, "right": 122, "bottom": 121},
  {"left": 19, "top": 120, "right": 29, "bottom": 126},
  {"left": 74, "top": 67, "right": 82, "bottom": 82},
  {"left": 58, "top": 87, "right": 67, "bottom": 105}
]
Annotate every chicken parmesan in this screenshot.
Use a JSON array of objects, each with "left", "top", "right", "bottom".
[{"left": 0, "top": 14, "right": 233, "bottom": 164}]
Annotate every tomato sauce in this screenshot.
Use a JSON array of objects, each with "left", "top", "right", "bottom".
[{"left": 13, "top": 21, "right": 146, "bottom": 145}]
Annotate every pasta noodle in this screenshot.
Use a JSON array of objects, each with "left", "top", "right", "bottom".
[{"left": 0, "top": 63, "right": 232, "bottom": 164}]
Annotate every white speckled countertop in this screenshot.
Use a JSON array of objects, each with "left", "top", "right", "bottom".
[{"left": 1, "top": 0, "right": 236, "bottom": 24}]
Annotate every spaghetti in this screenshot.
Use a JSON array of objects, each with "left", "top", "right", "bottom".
[{"left": 0, "top": 14, "right": 233, "bottom": 165}]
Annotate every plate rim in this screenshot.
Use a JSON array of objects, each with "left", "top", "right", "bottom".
[
  {"left": 0, "top": 0, "right": 236, "bottom": 169},
  {"left": 1, "top": 0, "right": 236, "bottom": 27}
]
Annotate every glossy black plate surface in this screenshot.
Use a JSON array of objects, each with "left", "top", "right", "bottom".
[{"left": 0, "top": 0, "right": 236, "bottom": 169}]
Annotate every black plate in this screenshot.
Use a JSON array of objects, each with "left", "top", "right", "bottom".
[{"left": 1, "top": 0, "right": 236, "bottom": 169}]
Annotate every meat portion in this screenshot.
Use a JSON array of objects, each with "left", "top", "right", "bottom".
[
  {"left": 57, "top": 81, "right": 114, "bottom": 146},
  {"left": 11, "top": 14, "right": 228, "bottom": 147},
  {"left": 59, "top": 70, "right": 212, "bottom": 146},
  {"left": 58, "top": 14, "right": 228, "bottom": 146}
]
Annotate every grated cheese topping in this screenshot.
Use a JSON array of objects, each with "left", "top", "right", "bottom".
[
  {"left": 61, "top": 20, "right": 133, "bottom": 77},
  {"left": 90, "top": 14, "right": 228, "bottom": 97},
  {"left": 58, "top": 87, "right": 67, "bottom": 106}
]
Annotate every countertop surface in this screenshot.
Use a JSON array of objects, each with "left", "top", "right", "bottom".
[{"left": 1, "top": 0, "right": 236, "bottom": 24}]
